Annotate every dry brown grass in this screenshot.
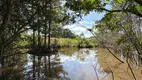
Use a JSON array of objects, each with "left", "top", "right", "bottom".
[{"left": 95, "top": 48, "right": 142, "bottom": 80}]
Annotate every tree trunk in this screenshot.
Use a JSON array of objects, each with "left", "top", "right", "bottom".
[
  {"left": 48, "top": 2, "right": 52, "bottom": 49},
  {"left": 0, "top": 0, "right": 12, "bottom": 34},
  {"left": 33, "top": 29, "right": 36, "bottom": 48},
  {"left": 48, "top": 20, "right": 51, "bottom": 49},
  {"left": 37, "top": 5, "right": 41, "bottom": 48},
  {"left": 44, "top": 24, "right": 47, "bottom": 46}
]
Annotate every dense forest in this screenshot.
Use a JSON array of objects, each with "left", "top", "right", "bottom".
[{"left": 0, "top": 0, "right": 142, "bottom": 80}]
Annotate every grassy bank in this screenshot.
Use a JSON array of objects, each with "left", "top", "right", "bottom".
[
  {"left": 20, "top": 35, "right": 97, "bottom": 48},
  {"left": 50, "top": 38, "right": 96, "bottom": 48}
]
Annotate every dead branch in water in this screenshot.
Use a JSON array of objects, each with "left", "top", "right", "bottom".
[
  {"left": 126, "top": 49, "right": 137, "bottom": 80},
  {"left": 77, "top": 23, "right": 124, "bottom": 63},
  {"left": 92, "top": 62, "right": 99, "bottom": 80},
  {"left": 108, "top": 67, "right": 114, "bottom": 80}
]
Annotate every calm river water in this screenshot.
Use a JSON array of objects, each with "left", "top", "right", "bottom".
[{"left": 0, "top": 48, "right": 142, "bottom": 80}]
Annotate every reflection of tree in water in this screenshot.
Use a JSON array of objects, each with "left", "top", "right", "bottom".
[
  {"left": 0, "top": 48, "right": 93, "bottom": 80},
  {"left": 77, "top": 49, "right": 90, "bottom": 61},
  {"left": 59, "top": 48, "right": 91, "bottom": 62},
  {"left": 27, "top": 53, "right": 69, "bottom": 80},
  {"left": 0, "top": 53, "right": 27, "bottom": 80},
  {"left": 58, "top": 48, "right": 78, "bottom": 56}
]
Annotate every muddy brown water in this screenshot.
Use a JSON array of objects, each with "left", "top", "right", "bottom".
[{"left": 0, "top": 48, "right": 142, "bottom": 80}]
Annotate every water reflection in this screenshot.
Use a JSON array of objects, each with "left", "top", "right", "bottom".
[
  {"left": 25, "top": 53, "right": 68, "bottom": 80},
  {"left": 25, "top": 48, "right": 107, "bottom": 80},
  {"left": 0, "top": 53, "right": 27, "bottom": 80},
  {"left": 0, "top": 48, "right": 142, "bottom": 80},
  {"left": 58, "top": 48, "right": 107, "bottom": 80}
]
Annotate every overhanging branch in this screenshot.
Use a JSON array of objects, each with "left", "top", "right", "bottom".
[
  {"left": 134, "top": 0, "right": 142, "bottom": 6},
  {"left": 77, "top": 22, "right": 124, "bottom": 63},
  {"left": 97, "top": 8, "right": 142, "bottom": 17}
]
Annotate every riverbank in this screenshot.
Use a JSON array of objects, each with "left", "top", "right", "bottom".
[
  {"left": 24, "top": 37, "right": 97, "bottom": 48},
  {"left": 50, "top": 38, "right": 96, "bottom": 48}
]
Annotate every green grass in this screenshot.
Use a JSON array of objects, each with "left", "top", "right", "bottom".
[
  {"left": 50, "top": 38, "right": 96, "bottom": 48},
  {"left": 19, "top": 35, "right": 97, "bottom": 48}
]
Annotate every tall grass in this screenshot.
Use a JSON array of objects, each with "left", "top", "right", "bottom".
[
  {"left": 23, "top": 35, "right": 97, "bottom": 48},
  {"left": 50, "top": 38, "right": 79, "bottom": 47},
  {"left": 50, "top": 38, "right": 96, "bottom": 48}
]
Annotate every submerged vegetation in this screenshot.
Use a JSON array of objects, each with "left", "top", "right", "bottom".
[{"left": 0, "top": 0, "right": 142, "bottom": 80}]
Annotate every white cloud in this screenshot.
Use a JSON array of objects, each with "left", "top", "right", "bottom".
[
  {"left": 63, "top": 22, "right": 94, "bottom": 38},
  {"left": 71, "top": 27, "right": 86, "bottom": 31},
  {"left": 63, "top": 24, "right": 77, "bottom": 29},
  {"left": 84, "top": 32, "right": 93, "bottom": 38},
  {"left": 79, "top": 21, "right": 94, "bottom": 28},
  {"left": 63, "top": 15, "right": 97, "bottom": 38}
]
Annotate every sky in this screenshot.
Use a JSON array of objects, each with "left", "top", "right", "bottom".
[{"left": 64, "top": 5, "right": 112, "bottom": 38}]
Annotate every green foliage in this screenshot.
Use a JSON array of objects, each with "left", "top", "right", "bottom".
[
  {"left": 48, "top": 37, "right": 96, "bottom": 48},
  {"left": 93, "top": 0, "right": 142, "bottom": 58},
  {"left": 115, "top": 0, "right": 124, "bottom": 4},
  {"left": 136, "top": 5, "right": 142, "bottom": 13},
  {"left": 65, "top": 0, "right": 103, "bottom": 14},
  {"left": 58, "top": 38, "right": 79, "bottom": 47},
  {"left": 116, "top": 35, "right": 125, "bottom": 45}
]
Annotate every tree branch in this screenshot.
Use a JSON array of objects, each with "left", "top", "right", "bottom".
[
  {"left": 97, "top": 8, "right": 142, "bottom": 17},
  {"left": 98, "top": 8, "right": 122, "bottom": 12},
  {"left": 134, "top": 0, "right": 142, "bottom": 6},
  {"left": 4, "top": 28, "right": 30, "bottom": 48},
  {"left": 3, "top": 0, "right": 50, "bottom": 48},
  {"left": 77, "top": 22, "right": 124, "bottom": 63}
]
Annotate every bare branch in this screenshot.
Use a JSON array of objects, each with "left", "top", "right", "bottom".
[
  {"left": 133, "top": 0, "right": 142, "bottom": 6},
  {"left": 92, "top": 62, "right": 99, "bottom": 80},
  {"left": 77, "top": 22, "right": 124, "bottom": 63},
  {"left": 126, "top": 50, "right": 137, "bottom": 80},
  {"left": 108, "top": 67, "right": 114, "bottom": 80},
  {"left": 97, "top": 8, "right": 142, "bottom": 17}
]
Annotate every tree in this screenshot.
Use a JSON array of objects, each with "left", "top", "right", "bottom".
[{"left": 65, "top": 0, "right": 142, "bottom": 17}]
